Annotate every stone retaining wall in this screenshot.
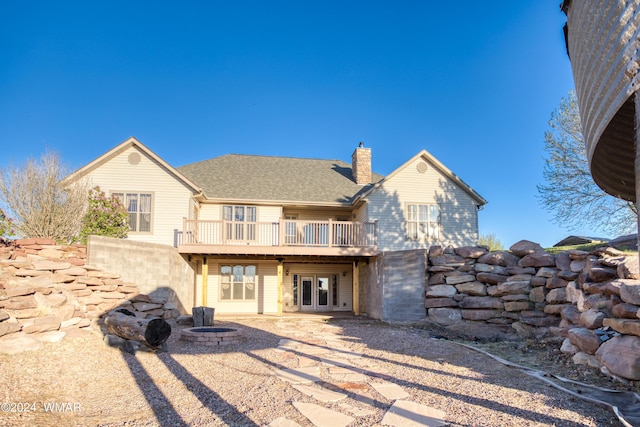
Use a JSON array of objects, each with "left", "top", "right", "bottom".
[
  {"left": 0, "top": 238, "right": 178, "bottom": 351},
  {"left": 426, "top": 240, "right": 640, "bottom": 382}
]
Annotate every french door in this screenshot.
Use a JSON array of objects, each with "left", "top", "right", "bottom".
[{"left": 301, "top": 276, "right": 330, "bottom": 310}]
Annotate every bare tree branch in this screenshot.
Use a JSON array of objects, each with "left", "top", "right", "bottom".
[
  {"left": 0, "top": 151, "right": 89, "bottom": 243},
  {"left": 537, "top": 90, "right": 637, "bottom": 237}
]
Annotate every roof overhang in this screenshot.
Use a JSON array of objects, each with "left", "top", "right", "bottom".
[{"left": 563, "top": 0, "right": 640, "bottom": 201}]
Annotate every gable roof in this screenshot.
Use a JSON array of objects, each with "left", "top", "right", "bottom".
[
  {"left": 177, "top": 154, "right": 385, "bottom": 205},
  {"left": 553, "top": 235, "right": 609, "bottom": 247},
  {"left": 63, "top": 137, "right": 203, "bottom": 195},
  {"left": 357, "top": 149, "right": 487, "bottom": 206}
]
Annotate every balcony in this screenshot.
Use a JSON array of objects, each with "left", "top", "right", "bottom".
[{"left": 177, "top": 218, "right": 378, "bottom": 257}]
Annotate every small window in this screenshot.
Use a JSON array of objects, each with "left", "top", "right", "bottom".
[
  {"left": 220, "top": 265, "right": 257, "bottom": 300},
  {"left": 112, "top": 192, "right": 153, "bottom": 233},
  {"left": 332, "top": 274, "right": 338, "bottom": 306},
  {"left": 292, "top": 274, "right": 298, "bottom": 305},
  {"left": 406, "top": 203, "right": 440, "bottom": 241}
]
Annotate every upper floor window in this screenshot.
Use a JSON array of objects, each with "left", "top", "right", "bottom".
[
  {"left": 223, "top": 205, "right": 256, "bottom": 241},
  {"left": 406, "top": 203, "right": 440, "bottom": 241},
  {"left": 112, "top": 192, "right": 153, "bottom": 233}
]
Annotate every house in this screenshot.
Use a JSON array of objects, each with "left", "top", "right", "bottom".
[
  {"left": 553, "top": 235, "right": 609, "bottom": 247},
  {"left": 65, "top": 137, "right": 486, "bottom": 318}
]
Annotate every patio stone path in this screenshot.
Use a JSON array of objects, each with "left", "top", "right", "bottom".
[
  {"left": 292, "top": 402, "right": 355, "bottom": 427},
  {"left": 267, "top": 319, "right": 447, "bottom": 427},
  {"left": 381, "top": 400, "right": 447, "bottom": 427}
]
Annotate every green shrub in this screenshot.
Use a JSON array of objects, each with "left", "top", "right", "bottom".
[
  {"left": 0, "top": 208, "right": 14, "bottom": 237},
  {"left": 78, "top": 187, "right": 129, "bottom": 244}
]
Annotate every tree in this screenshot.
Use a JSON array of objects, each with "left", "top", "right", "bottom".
[
  {"left": 478, "top": 234, "right": 503, "bottom": 251},
  {"left": 78, "top": 187, "right": 129, "bottom": 244},
  {"left": 0, "top": 151, "right": 89, "bottom": 243},
  {"left": 537, "top": 90, "right": 637, "bottom": 237}
]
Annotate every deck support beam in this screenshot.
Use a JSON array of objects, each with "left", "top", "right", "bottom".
[
  {"left": 353, "top": 261, "right": 360, "bottom": 316},
  {"left": 277, "top": 260, "right": 283, "bottom": 316},
  {"left": 201, "top": 256, "right": 208, "bottom": 306}
]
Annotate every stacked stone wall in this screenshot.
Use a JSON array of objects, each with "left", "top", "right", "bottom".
[
  {"left": 426, "top": 239, "right": 640, "bottom": 382},
  {"left": 0, "top": 238, "right": 179, "bottom": 351}
]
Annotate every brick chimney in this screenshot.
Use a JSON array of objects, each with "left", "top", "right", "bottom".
[{"left": 351, "top": 142, "right": 372, "bottom": 184}]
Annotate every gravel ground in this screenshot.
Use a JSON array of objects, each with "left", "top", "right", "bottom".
[{"left": 0, "top": 315, "right": 627, "bottom": 427}]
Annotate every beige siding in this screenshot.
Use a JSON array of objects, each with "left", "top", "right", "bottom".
[
  {"left": 196, "top": 259, "right": 279, "bottom": 314},
  {"left": 366, "top": 156, "right": 479, "bottom": 250},
  {"left": 82, "top": 146, "right": 194, "bottom": 246},
  {"left": 283, "top": 208, "right": 353, "bottom": 220},
  {"left": 282, "top": 263, "right": 352, "bottom": 312},
  {"left": 198, "top": 203, "right": 282, "bottom": 222},
  {"left": 353, "top": 203, "right": 368, "bottom": 223}
]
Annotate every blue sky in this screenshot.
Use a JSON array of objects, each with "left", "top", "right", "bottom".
[{"left": 1, "top": 1, "right": 581, "bottom": 248}]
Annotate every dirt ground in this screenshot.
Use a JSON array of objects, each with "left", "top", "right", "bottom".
[{"left": 0, "top": 316, "right": 634, "bottom": 427}]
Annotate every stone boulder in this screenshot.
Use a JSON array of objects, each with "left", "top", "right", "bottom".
[
  {"left": 612, "top": 303, "right": 639, "bottom": 319},
  {"left": 458, "top": 296, "right": 503, "bottom": 309},
  {"left": 490, "top": 281, "right": 531, "bottom": 297},
  {"left": 426, "top": 285, "right": 457, "bottom": 298},
  {"left": 580, "top": 309, "right": 606, "bottom": 329},
  {"left": 519, "top": 252, "right": 556, "bottom": 268},
  {"left": 509, "top": 240, "right": 543, "bottom": 257},
  {"left": 555, "top": 252, "right": 572, "bottom": 271},
  {"left": 619, "top": 279, "right": 640, "bottom": 305},
  {"left": 454, "top": 281, "right": 486, "bottom": 296},
  {"left": 618, "top": 256, "right": 640, "bottom": 279},
  {"left": 561, "top": 305, "right": 582, "bottom": 324},
  {"left": 454, "top": 246, "right": 488, "bottom": 259},
  {"left": 477, "top": 251, "right": 520, "bottom": 267},
  {"left": 603, "top": 318, "right": 640, "bottom": 336},
  {"left": 596, "top": 335, "right": 640, "bottom": 380},
  {"left": 587, "top": 266, "right": 617, "bottom": 283},
  {"left": 568, "top": 328, "right": 601, "bottom": 354},
  {"left": 476, "top": 272, "right": 509, "bottom": 285},
  {"left": 427, "top": 308, "right": 461, "bottom": 326},
  {"left": 546, "top": 288, "right": 567, "bottom": 304},
  {"left": 430, "top": 254, "right": 466, "bottom": 267},
  {"left": 424, "top": 298, "right": 458, "bottom": 308}
]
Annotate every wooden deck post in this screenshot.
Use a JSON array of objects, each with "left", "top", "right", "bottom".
[
  {"left": 352, "top": 261, "right": 360, "bottom": 316},
  {"left": 201, "top": 256, "right": 208, "bottom": 306},
  {"left": 277, "top": 261, "right": 283, "bottom": 316}
]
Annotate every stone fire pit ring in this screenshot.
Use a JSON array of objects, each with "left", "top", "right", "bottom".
[{"left": 180, "top": 326, "right": 243, "bottom": 346}]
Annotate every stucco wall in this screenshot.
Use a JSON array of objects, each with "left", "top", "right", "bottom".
[{"left": 87, "top": 235, "right": 195, "bottom": 314}]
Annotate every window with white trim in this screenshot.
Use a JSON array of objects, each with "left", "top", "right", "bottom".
[
  {"left": 223, "top": 205, "right": 257, "bottom": 241},
  {"left": 406, "top": 203, "right": 440, "bottom": 241},
  {"left": 112, "top": 192, "right": 153, "bottom": 233},
  {"left": 220, "top": 265, "right": 256, "bottom": 300}
]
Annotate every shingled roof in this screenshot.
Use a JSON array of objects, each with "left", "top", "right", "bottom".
[{"left": 177, "top": 154, "right": 384, "bottom": 205}]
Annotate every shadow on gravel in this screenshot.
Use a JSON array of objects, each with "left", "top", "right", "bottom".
[
  {"left": 243, "top": 317, "right": 614, "bottom": 427},
  {"left": 97, "top": 290, "right": 276, "bottom": 427},
  {"left": 98, "top": 302, "right": 620, "bottom": 427}
]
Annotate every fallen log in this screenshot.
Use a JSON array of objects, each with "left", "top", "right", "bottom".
[{"left": 104, "top": 310, "right": 171, "bottom": 350}]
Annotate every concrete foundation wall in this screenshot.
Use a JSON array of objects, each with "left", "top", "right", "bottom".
[
  {"left": 87, "top": 236, "right": 195, "bottom": 315},
  {"left": 366, "top": 249, "right": 427, "bottom": 322}
]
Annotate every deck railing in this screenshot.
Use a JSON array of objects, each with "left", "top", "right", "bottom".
[{"left": 180, "top": 218, "right": 377, "bottom": 248}]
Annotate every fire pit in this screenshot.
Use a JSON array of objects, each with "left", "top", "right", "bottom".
[{"left": 180, "top": 326, "right": 243, "bottom": 346}]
